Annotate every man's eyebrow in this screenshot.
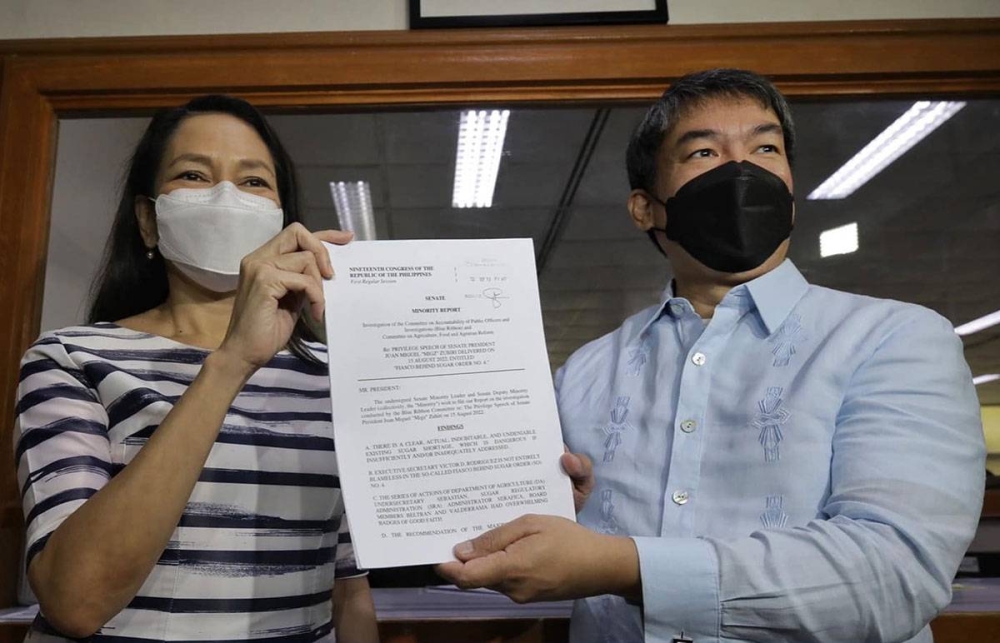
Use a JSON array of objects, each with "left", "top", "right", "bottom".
[
  {"left": 752, "top": 123, "right": 784, "bottom": 138},
  {"left": 674, "top": 129, "right": 720, "bottom": 146}
]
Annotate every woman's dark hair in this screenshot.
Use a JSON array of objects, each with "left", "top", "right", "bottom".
[
  {"left": 626, "top": 68, "right": 796, "bottom": 194},
  {"left": 87, "top": 94, "right": 322, "bottom": 366}
]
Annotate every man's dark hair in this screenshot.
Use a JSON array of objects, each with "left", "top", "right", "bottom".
[{"left": 626, "top": 69, "right": 796, "bottom": 193}]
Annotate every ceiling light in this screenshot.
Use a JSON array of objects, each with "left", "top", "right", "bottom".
[
  {"left": 819, "top": 222, "right": 858, "bottom": 258},
  {"left": 955, "top": 309, "right": 1000, "bottom": 337},
  {"left": 452, "top": 109, "right": 510, "bottom": 208},
  {"left": 330, "top": 181, "right": 376, "bottom": 240},
  {"left": 973, "top": 374, "right": 1000, "bottom": 386},
  {"left": 807, "top": 101, "right": 966, "bottom": 200}
]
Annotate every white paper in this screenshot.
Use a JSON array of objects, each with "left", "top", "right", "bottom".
[{"left": 323, "top": 239, "right": 575, "bottom": 568}]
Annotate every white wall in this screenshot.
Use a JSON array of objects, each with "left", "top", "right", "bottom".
[
  {"left": 42, "top": 118, "right": 149, "bottom": 332},
  {"left": 1, "top": 0, "right": 998, "bottom": 40}
]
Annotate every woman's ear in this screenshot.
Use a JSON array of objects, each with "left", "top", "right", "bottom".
[
  {"left": 627, "top": 189, "right": 658, "bottom": 232},
  {"left": 134, "top": 195, "right": 159, "bottom": 250}
]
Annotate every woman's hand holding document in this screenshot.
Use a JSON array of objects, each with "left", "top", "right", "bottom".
[{"left": 323, "top": 239, "right": 576, "bottom": 568}]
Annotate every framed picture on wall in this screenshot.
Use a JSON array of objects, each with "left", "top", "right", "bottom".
[{"left": 409, "top": 0, "right": 668, "bottom": 29}]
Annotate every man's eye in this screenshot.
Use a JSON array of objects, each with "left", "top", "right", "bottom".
[
  {"left": 758, "top": 144, "right": 779, "bottom": 153},
  {"left": 689, "top": 149, "right": 715, "bottom": 159}
]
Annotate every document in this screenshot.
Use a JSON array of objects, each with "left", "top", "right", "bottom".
[{"left": 323, "top": 239, "right": 575, "bottom": 568}]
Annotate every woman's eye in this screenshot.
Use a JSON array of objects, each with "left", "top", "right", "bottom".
[
  {"left": 177, "top": 171, "right": 205, "bottom": 181},
  {"left": 243, "top": 177, "right": 271, "bottom": 188}
]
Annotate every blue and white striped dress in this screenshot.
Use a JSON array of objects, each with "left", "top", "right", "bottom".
[{"left": 14, "top": 323, "right": 359, "bottom": 642}]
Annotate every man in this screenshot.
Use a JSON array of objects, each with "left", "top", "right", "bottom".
[{"left": 438, "top": 69, "right": 986, "bottom": 642}]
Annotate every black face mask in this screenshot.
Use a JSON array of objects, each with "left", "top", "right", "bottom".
[{"left": 647, "top": 160, "right": 794, "bottom": 273}]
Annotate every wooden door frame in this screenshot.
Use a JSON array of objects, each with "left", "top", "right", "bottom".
[{"left": 2, "top": 18, "right": 999, "bottom": 609}]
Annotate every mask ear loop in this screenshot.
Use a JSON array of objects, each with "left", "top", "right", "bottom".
[
  {"left": 644, "top": 192, "right": 669, "bottom": 258},
  {"left": 646, "top": 230, "right": 667, "bottom": 258},
  {"left": 144, "top": 196, "right": 159, "bottom": 259}
]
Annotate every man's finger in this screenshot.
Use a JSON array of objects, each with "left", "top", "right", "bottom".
[
  {"left": 436, "top": 562, "right": 472, "bottom": 587},
  {"left": 561, "top": 452, "right": 595, "bottom": 513},
  {"left": 434, "top": 562, "right": 466, "bottom": 586},
  {"left": 561, "top": 452, "right": 594, "bottom": 485},
  {"left": 436, "top": 552, "right": 512, "bottom": 590},
  {"left": 560, "top": 452, "right": 583, "bottom": 478},
  {"left": 453, "top": 515, "right": 540, "bottom": 561}
]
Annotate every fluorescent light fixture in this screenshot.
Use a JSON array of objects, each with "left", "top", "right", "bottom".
[
  {"left": 819, "top": 222, "right": 858, "bottom": 258},
  {"left": 330, "top": 181, "right": 376, "bottom": 240},
  {"left": 452, "top": 109, "right": 510, "bottom": 208},
  {"left": 955, "top": 309, "right": 1000, "bottom": 337},
  {"left": 807, "top": 101, "right": 966, "bottom": 200},
  {"left": 973, "top": 374, "right": 1000, "bottom": 386}
]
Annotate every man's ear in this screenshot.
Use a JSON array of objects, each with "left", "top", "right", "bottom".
[
  {"left": 627, "top": 189, "right": 658, "bottom": 232},
  {"left": 134, "top": 195, "right": 159, "bottom": 249}
]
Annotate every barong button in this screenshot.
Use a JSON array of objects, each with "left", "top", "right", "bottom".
[{"left": 672, "top": 490, "right": 690, "bottom": 505}]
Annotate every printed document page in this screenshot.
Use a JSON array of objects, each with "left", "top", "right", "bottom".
[{"left": 323, "top": 238, "right": 575, "bottom": 568}]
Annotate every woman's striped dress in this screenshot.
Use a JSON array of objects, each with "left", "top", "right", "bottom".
[{"left": 14, "top": 323, "right": 359, "bottom": 642}]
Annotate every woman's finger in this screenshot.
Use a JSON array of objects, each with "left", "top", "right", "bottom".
[
  {"left": 314, "top": 229, "right": 353, "bottom": 246},
  {"left": 269, "top": 253, "right": 324, "bottom": 320},
  {"left": 270, "top": 251, "right": 323, "bottom": 284},
  {"left": 242, "top": 251, "right": 320, "bottom": 292},
  {"left": 255, "top": 223, "right": 333, "bottom": 279},
  {"left": 257, "top": 267, "right": 326, "bottom": 320}
]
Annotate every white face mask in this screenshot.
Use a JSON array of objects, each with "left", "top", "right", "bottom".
[{"left": 152, "top": 181, "right": 284, "bottom": 292}]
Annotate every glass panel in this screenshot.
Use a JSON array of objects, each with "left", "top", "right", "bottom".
[{"left": 45, "top": 98, "right": 1000, "bottom": 401}]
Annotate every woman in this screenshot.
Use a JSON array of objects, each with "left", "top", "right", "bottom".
[{"left": 14, "top": 95, "right": 379, "bottom": 642}]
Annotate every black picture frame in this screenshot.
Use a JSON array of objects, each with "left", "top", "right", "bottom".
[{"left": 409, "top": 0, "right": 668, "bottom": 29}]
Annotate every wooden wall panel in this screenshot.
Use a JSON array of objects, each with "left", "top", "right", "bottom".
[
  {"left": 0, "top": 17, "right": 998, "bottom": 630},
  {"left": 0, "top": 60, "right": 56, "bottom": 609}
]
